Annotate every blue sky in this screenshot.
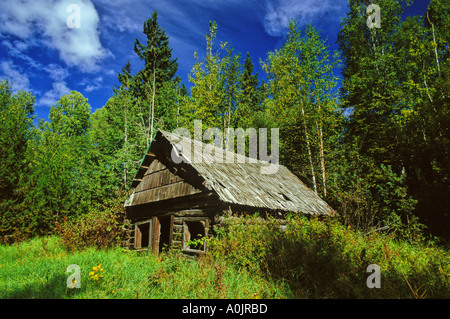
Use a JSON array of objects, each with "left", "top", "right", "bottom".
[{"left": 0, "top": 0, "right": 430, "bottom": 122}]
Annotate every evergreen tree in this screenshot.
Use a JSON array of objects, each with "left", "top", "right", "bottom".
[
  {"left": 134, "top": 11, "right": 178, "bottom": 86},
  {"left": 0, "top": 80, "right": 35, "bottom": 239},
  {"left": 133, "top": 10, "right": 179, "bottom": 145},
  {"left": 235, "top": 52, "right": 263, "bottom": 128}
]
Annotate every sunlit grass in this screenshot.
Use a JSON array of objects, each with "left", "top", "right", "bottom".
[
  {"left": 1, "top": 216, "right": 449, "bottom": 299},
  {"left": 0, "top": 236, "right": 287, "bottom": 299}
]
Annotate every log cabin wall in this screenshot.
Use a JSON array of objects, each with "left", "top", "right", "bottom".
[
  {"left": 124, "top": 130, "right": 335, "bottom": 255},
  {"left": 128, "top": 212, "right": 214, "bottom": 255},
  {"left": 125, "top": 152, "right": 222, "bottom": 254}
]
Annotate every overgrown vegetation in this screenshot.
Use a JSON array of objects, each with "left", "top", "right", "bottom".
[
  {"left": 1, "top": 214, "right": 448, "bottom": 299},
  {"left": 208, "top": 214, "right": 449, "bottom": 299},
  {"left": 0, "top": 235, "right": 289, "bottom": 299},
  {"left": 2, "top": 1, "right": 449, "bottom": 243},
  {"left": 0, "top": 0, "right": 449, "bottom": 300}
]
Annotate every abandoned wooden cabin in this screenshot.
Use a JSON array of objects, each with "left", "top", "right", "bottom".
[{"left": 124, "top": 129, "right": 334, "bottom": 255}]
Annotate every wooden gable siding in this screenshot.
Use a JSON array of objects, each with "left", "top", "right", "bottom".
[{"left": 131, "top": 157, "right": 202, "bottom": 207}]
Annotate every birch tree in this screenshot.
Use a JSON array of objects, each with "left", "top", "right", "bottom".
[{"left": 263, "top": 21, "right": 341, "bottom": 197}]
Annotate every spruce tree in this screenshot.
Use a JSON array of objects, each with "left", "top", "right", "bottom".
[
  {"left": 133, "top": 10, "right": 179, "bottom": 145},
  {"left": 235, "top": 52, "right": 263, "bottom": 128},
  {"left": 134, "top": 11, "right": 178, "bottom": 87}
]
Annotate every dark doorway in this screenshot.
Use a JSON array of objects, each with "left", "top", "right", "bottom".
[
  {"left": 159, "top": 217, "right": 172, "bottom": 252},
  {"left": 136, "top": 222, "right": 150, "bottom": 248},
  {"left": 184, "top": 220, "right": 206, "bottom": 251}
]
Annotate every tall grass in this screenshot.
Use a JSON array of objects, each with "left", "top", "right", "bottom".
[
  {"left": 207, "top": 214, "right": 450, "bottom": 299},
  {"left": 1, "top": 214, "right": 449, "bottom": 299},
  {"left": 0, "top": 236, "right": 289, "bottom": 299}
]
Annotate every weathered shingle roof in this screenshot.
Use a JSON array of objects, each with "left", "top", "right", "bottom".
[{"left": 131, "top": 130, "right": 335, "bottom": 216}]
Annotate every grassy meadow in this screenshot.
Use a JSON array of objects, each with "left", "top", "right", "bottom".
[
  {"left": 0, "top": 235, "right": 289, "bottom": 299},
  {"left": 1, "top": 215, "right": 449, "bottom": 299}
]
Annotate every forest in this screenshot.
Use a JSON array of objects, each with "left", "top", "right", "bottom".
[
  {"left": 1, "top": 0, "right": 448, "bottom": 244},
  {"left": 1, "top": 0, "right": 449, "bottom": 300}
]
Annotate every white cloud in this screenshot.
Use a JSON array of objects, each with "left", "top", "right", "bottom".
[
  {"left": 80, "top": 75, "right": 103, "bottom": 92},
  {"left": 0, "top": 0, "right": 109, "bottom": 72},
  {"left": 36, "top": 63, "right": 72, "bottom": 107},
  {"left": 38, "top": 81, "right": 71, "bottom": 107},
  {"left": 0, "top": 60, "right": 32, "bottom": 93},
  {"left": 43, "top": 63, "right": 70, "bottom": 82},
  {"left": 263, "top": 0, "right": 347, "bottom": 36}
]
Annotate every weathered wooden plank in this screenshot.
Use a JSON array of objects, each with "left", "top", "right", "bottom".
[
  {"left": 132, "top": 181, "right": 202, "bottom": 205},
  {"left": 168, "top": 215, "right": 174, "bottom": 247},
  {"left": 127, "top": 189, "right": 224, "bottom": 221},
  {"left": 135, "top": 224, "right": 142, "bottom": 249},
  {"left": 174, "top": 209, "right": 208, "bottom": 217},
  {"left": 152, "top": 216, "right": 160, "bottom": 255},
  {"left": 174, "top": 216, "right": 211, "bottom": 223}
]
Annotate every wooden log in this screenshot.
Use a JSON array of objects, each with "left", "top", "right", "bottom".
[
  {"left": 173, "top": 216, "right": 212, "bottom": 223},
  {"left": 174, "top": 209, "right": 210, "bottom": 217},
  {"left": 168, "top": 215, "right": 174, "bottom": 247},
  {"left": 127, "top": 191, "right": 224, "bottom": 221}
]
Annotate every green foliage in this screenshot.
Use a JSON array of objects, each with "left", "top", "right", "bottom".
[
  {"left": 1, "top": 215, "right": 449, "bottom": 299},
  {"left": 337, "top": 0, "right": 450, "bottom": 238},
  {"left": 373, "top": 165, "right": 420, "bottom": 235},
  {"left": 55, "top": 206, "right": 125, "bottom": 252},
  {"left": 131, "top": 10, "right": 182, "bottom": 146},
  {"left": 1, "top": 3, "right": 449, "bottom": 299},
  {"left": 18, "top": 92, "right": 94, "bottom": 236},
  {"left": 0, "top": 80, "right": 35, "bottom": 241},
  {"left": 263, "top": 21, "right": 343, "bottom": 197},
  {"left": 133, "top": 10, "right": 178, "bottom": 88},
  {"left": 188, "top": 22, "right": 268, "bottom": 135},
  {"left": 49, "top": 91, "right": 90, "bottom": 137},
  {"left": 188, "top": 21, "right": 226, "bottom": 129},
  {"left": 234, "top": 52, "right": 265, "bottom": 129},
  {"left": 0, "top": 236, "right": 289, "bottom": 299},
  {"left": 208, "top": 214, "right": 279, "bottom": 274},
  {"left": 209, "top": 214, "right": 450, "bottom": 298},
  {"left": 0, "top": 81, "right": 35, "bottom": 197}
]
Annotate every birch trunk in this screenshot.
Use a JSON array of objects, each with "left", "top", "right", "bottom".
[
  {"left": 124, "top": 95, "right": 128, "bottom": 187},
  {"left": 150, "top": 59, "right": 156, "bottom": 142},
  {"left": 300, "top": 99, "right": 317, "bottom": 193},
  {"left": 318, "top": 120, "right": 327, "bottom": 198},
  {"left": 427, "top": 12, "right": 441, "bottom": 77}
]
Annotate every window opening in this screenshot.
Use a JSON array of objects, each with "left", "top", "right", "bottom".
[
  {"left": 184, "top": 220, "right": 206, "bottom": 251},
  {"left": 136, "top": 222, "right": 150, "bottom": 248}
]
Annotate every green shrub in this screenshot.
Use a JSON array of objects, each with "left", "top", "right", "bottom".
[
  {"left": 55, "top": 209, "right": 124, "bottom": 252},
  {"left": 208, "top": 213, "right": 450, "bottom": 298}
]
